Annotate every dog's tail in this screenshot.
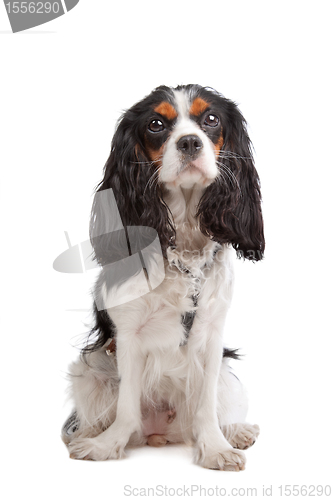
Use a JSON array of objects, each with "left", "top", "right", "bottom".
[
  {"left": 61, "top": 411, "right": 80, "bottom": 446},
  {"left": 223, "top": 347, "right": 242, "bottom": 360}
]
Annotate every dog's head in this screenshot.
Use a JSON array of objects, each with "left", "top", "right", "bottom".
[
  {"left": 143, "top": 86, "right": 224, "bottom": 190},
  {"left": 91, "top": 85, "right": 265, "bottom": 261}
]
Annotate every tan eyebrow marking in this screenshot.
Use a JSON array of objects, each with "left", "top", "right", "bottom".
[
  {"left": 189, "top": 97, "right": 210, "bottom": 116},
  {"left": 154, "top": 102, "right": 178, "bottom": 121}
]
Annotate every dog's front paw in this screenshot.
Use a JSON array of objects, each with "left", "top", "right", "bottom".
[
  {"left": 195, "top": 444, "right": 246, "bottom": 471},
  {"left": 68, "top": 436, "right": 126, "bottom": 461}
]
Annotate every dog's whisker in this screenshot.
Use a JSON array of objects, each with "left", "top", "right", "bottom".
[
  {"left": 130, "top": 161, "right": 155, "bottom": 166},
  {"left": 143, "top": 166, "right": 163, "bottom": 195},
  {"left": 217, "top": 151, "right": 252, "bottom": 161},
  {"left": 216, "top": 161, "right": 242, "bottom": 194}
]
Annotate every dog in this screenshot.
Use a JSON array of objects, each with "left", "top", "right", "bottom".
[{"left": 62, "top": 84, "right": 264, "bottom": 470}]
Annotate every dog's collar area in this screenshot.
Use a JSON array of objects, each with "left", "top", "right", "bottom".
[
  {"left": 105, "top": 243, "right": 222, "bottom": 355},
  {"left": 178, "top": 244, "right": 220, "bottom": 346},
  {"left": 170, "top": 242, "right": 221, "bottom": 277}
]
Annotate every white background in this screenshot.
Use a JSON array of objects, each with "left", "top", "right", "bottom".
[{"left": 1, "top": 1, "right": 332, "bottom": 498}]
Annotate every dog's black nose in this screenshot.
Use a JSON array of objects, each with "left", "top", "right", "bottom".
[{"left": 177, "top": 135, "right": 203, "bottom": 156}]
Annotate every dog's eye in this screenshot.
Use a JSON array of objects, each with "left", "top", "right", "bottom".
[
  {"left": 148, "top": 119, "right": 165, "bottom": 133},
  {"left": 204, "top": 114, "right": 219, "bottom": 127}
]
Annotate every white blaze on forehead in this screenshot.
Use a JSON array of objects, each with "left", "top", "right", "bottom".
[
  {"left": 172, "top": 89, "right": 202, "bottom": 141},
  {"left": 173, "top": 89, "right": 191, "bottom": 119}
]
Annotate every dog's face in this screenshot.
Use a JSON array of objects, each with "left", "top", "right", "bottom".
[
  {"left": 144, "top": 88, "right": 224, "bottom": 189},
  {"left": 92, "top": 85, "right": 265, "bottom": 261}
]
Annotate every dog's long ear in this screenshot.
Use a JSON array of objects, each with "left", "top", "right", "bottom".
[
  {"left": 90, "top": 110, "right": 175, "bottom": 264},
  {"left": 197, "top": 102, "right": 265, "bottom": 261}
]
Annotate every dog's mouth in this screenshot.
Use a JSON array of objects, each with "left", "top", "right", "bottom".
[
  {"left": 181, "top": 162, "right": 199, "bottom": 172},
  {"left": 171, "top": 159, "right": 215, "bottom": 189},
  {"left": 179, "top": 158, "right": 205, "bottom": 174},
  {"left": 160, "top": 145, "right": 219, "bottom": 189}
]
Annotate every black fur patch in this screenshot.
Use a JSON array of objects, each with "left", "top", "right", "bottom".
[
  {"left": 223, "top": 347, "right": 242, "bottom": 360},
  {"left": 81, "top": 302, "right": 116, "bottom": 357}
]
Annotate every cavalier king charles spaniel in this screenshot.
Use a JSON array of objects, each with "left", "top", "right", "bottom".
[{"left": 62, "top": 84, "right": 264, "bottom": 471}]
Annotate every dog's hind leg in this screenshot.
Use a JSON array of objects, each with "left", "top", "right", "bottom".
[
  {"left": 222, "top": 422, "right": 260, "bottom": 450},
  {"left": 61, "top": 348, "right": 119, "bottom": 446}
]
